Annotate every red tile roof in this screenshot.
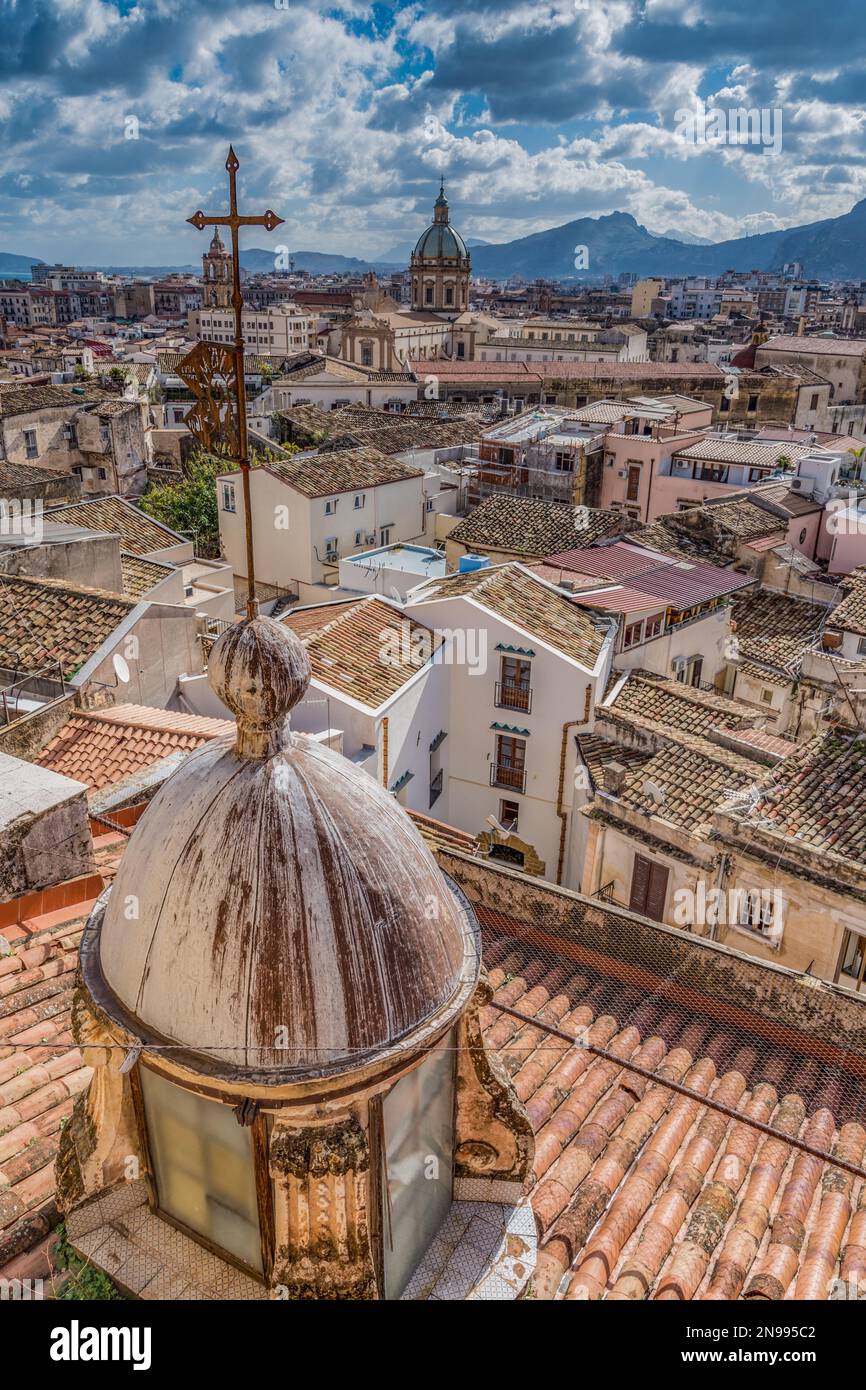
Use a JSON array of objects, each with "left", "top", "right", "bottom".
[
  {"left": 474, "top": 901, "right": 866, "bottom": 1301},
  {"left": 35, "top": 704, "right": 234, "bottom": 794}
]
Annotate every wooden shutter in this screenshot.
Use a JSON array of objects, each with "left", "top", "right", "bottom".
[
  {"left": 629, "top": 855, "right": 651, "bottom": 914},
  {"left": 629, "top": 854, "right": 669, "bottom": 921}
]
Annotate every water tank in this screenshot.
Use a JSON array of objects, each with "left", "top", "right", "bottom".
[{"left": 458, "top": 553, "right": 491, "bottom": 574}]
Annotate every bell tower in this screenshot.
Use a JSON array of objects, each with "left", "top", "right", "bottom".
[{"left": 202, "top": 227, "right": 231, "bottom": 308}]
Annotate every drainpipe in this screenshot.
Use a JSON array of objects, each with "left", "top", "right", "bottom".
[
  {"left": 555, "top": 719, "right": 582, "bottom": 885},
  {"left": 380, "top": 716, "right": 389, "bottom": 789}
]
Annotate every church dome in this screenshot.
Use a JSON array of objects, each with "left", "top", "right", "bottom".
[
  {"left": 86, "top": 616, "right": 479, "bottom": 1085},
  {"left": 413, "top": 223, "right": 468, "bottom": 262}
]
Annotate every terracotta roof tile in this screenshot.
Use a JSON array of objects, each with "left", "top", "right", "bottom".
[
  {"left": 413, "top": 562, "right": 608, "bottom": 668},
  {"left": 0, "top": 574, "right": 134, "bottom": 672},
  {"left": 447, "top": 497, "right": 630, "bottom": 558},
  {"left": 35, "top": 704, "right": 234, "bottom": 793},
  {"left": 43, "top": 496, "right": 182, "bottom": 555},
  {"left": 244, "top": 447, "right": 423, "bottom": 499},
  {"left": 120, "top": 552, "right": 174, "bottom": 598},
  {"left": 281, "top": 596, "right": 441, "bottom": 709},
  {"left": 730, "top": 589, "right": 828, "bottom": 675}
]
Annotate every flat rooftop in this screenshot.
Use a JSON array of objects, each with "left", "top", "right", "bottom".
[{"left": 343, "top": 543, "right": 447, "bottom": 577}]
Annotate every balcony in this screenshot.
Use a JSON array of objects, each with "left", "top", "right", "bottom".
[
  {"left": 490, "top": 762, "right": 526, "bottom": 793},
  {"left": 495, "top": 680, "right": 532, "bottom": 714}
]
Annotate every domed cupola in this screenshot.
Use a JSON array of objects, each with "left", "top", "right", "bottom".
[
  {"left": 88, "top": 615, "right": 479, "bottom": 1081},
  {"left": 59, "top": 614, "right": 532, "bottom": 1300},
  {"left": 410, "top": 180, "right": 471, "bottom": 320}
]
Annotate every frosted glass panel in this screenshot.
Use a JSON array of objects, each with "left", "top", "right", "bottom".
[
  {"left": 382, "top": 1033, "right": 454, "bottom": 1299},
  {"left": 140, "top": 1067, "right": 262, "bottom": 1273}
]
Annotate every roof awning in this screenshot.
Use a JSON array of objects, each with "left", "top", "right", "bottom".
[
  {"left": 495, "top": 643, "right": 536, "bottom": 657},
  {"left": 390, "top": 769, "right": 415, "bottom": 793},
  {"left": 490, "top": 722, "right": 530, "bottom": 736},
  {"left": 429, "top": 730, "right": 448, "bottom": 752}
]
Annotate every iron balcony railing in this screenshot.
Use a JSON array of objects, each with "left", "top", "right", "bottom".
[
  {"left": 495, "top": 680, "right": 532, "bottom": 713},
  {"left": 490, "top": 762, "right": 526, "bottom": 793}
]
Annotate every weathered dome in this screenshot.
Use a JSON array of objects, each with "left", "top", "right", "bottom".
[
  {"left": 412, "top": 223, "right": 468, "bottom": 262},
  {"left": 87, "top": 616, "right": 479, "bottom": 1083}
]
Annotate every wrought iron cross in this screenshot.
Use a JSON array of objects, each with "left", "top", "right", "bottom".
[{"left": 187, "top": 147, "right": 284, "bottom": 618}]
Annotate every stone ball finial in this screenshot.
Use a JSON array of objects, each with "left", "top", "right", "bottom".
[{"left": 208, "top": 615, "right": 311, "bottom": 757}]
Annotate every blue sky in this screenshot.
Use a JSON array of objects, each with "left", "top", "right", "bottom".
[{"left": 1, "top": 0, "right": 865, "bottom": 264}]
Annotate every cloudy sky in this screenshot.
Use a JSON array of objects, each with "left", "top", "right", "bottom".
[{"left": 1, "top": 0, "right": 865, "bottom": 265}]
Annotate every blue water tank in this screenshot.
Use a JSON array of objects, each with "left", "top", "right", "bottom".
[{"left": 458, "top": 553, "right": 491, "bottom": 574}]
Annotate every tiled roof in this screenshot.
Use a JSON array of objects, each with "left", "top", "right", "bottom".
[
  {"left": 473, "top": 900, "right": 866, "bottom": 1301},
  {"left": 0, "top": 460, "right": 68, "bottom": 492},
  {"left": 741, "top": 730, "right": 866, "bottom": 870},
  {"left": 749, "top": 482, "right": 822, "bottom": 517},
  {"left": 723, "top": 725, "right": 798, "bottom": 759},
  {"left": 0, "top": 834, "right": 124, "bottom": 1255},
  {"left": 700, "top": 497, "right": 786, "bottom": 541},
  {"left": 575, "top": 734, "right": 653, "bottom": 788},
  {"left": 730, "top": 589, "right": 828, "bottom": 675},
  {"left": 280, "top": 596, "right": 441, "bottom": 709},
  {"left": 447, "top": 497, "right": 628, "bottom": 558},
  {"left": 601, "top": 670, "right": 759, "bottom": 741},
  {"left": 43, "top": 496, "right": 182, "bottom": 555},
  {"left": 412, "top": 563, "right": 608, "bottom": 668},
  {"left": 673, "top": 439, "right": 811, "bottom": 468},
  {"left": 35, "top": 705, "right": 234, "bottom": 793},
  {"left": 618, "top": 736, "right": 762, "bottom": 835},
  {"left": 0, "top": 383, "right": 111, "bottom": 418},
  {"left": 827, "top": 571, "right": 866, "bottom": 636},
  {"left": 760, "top": 335, "right": 866, "bottom": 357},
  {"left": 320, "top": 418, "right": 485, "bottom": 456},
  {"left": 407, "top": 809, "right": 479, "bottom": 855},
  {"left": 251, "top": 447, "right": 424, "bottom": 498},
  {"left": 120, "top": 553, "right": 174, "bottom": 598},
  {"left": 0, "top": 574, "right": 134, "bottom": 673}
]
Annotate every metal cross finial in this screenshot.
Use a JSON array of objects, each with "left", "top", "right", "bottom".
[{"left": 187, "top": 147, "right": 284, "bottom": 619}]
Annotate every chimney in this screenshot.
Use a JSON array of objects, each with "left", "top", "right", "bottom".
[{"left": 601, "top": 760, "right": 628, "bottom": 795}]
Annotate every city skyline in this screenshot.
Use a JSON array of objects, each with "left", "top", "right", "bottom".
[{"left": 2, "top": 0, "right": 865, "bottom": 265}]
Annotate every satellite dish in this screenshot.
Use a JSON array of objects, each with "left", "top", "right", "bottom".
[
  {"left": 113, "top": 653, "right": 130, "bottom": 685},
  {"left": 642, "top": 779, "right": 665, "bottom": 805},
  {"left": 486, "top": 813, "right": 509, "bottom": 836}
]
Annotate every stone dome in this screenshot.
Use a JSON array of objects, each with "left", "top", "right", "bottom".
[
  {"left": 412, "top": 223, "right": 468, "bottom": 262},
  {"left": 87, "top": 615, "right": 479, "bottom": 1084}
]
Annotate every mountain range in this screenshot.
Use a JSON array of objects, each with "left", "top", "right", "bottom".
[
  {"left": 469, "top": 199, "right": 866, "bottom": 282},
  {"left": 6, "top": 196, "right": 866, "bottom": 285}
]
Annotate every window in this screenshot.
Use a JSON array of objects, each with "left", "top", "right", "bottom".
[
  {"left": 361, "top": 342, "right": 373, "bottom": 367},
  {"left": 747, "top": 394, "right": 758, "bottom": 413},
  {"left": 497, "top": 655, "right": 531, "bottom": 712},
  {"left": 139, "top": 1067, "right": 262, "bottom": 1273},
  {"left": 644, "top": 612, "right": 664, "bottom": 640},
  {"left": 354, "top": 530, "right": 365, "bottom": 546},
  {"left": 324, "top": 498, "right": 338, "bottom": 515},
  {"left": 838, "top": 928, "right": 866, "bottom": 993},
  {"left": 429, "top": 745, "right": 443, "bottom": 808},
  {"left": 380, "top": 526, "right": 391, "bottom": 545},
  {"left": 737, "top": 889, "right": 779, "bottom": 939},
  {"left": 623, "top": 619, "right": 644, "bottom": 649},
  {"left": 720, "top": 396, "right": 730, "bottom": 413},
  {"left": 323, "top": 537, "right": 339, "bottom": 561},
  {"left": 626, "top": 464, "right": 641, "bottom": 502},
  {"left": 221, "top": 482, "right": 236, "bottom": 512},
  {"left": 380, "top": 1032, "right": 455, "bottom": 1299},
  {"left": 445, "top": 286, "right": 454, "bottom": 305},
  {"left": 760, "top": 688, "right": 774, "bottom": 704},
  {"left": 499, "top": 799, "right": 519, "bottom": 833},
  {"left": 23, "top": 429, "right": 37, "bottom": 459},
  {"left": 858, "top": 637, "right": 866, "bottom": 657},
  {"left": 353, "top": 493, "right": 365, "bottom": 509},
  {"left": 97, "top": 467, "right": 107, "bottom": 480},
  {"left": 810, "top": 392, "right": 820, "bottom": 411},
  {"left": 425, "top": 286, "right": 433, "bottom": 305},
  {"left": 629, "top": 854, "right": 669, "bottom": 922},
  {"left": 554, "top": 451, "right": 573, "bottom": 473},
  {"left": 492, "top": 734, "right": 526, "bottom": 792}
]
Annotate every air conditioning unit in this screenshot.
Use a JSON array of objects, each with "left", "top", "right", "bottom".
[
  {"left": 617, "top": 469, "right": 628, "bottom": 478},
  {"left": 365, "top": 533, "right": 376, "bottom": 544},
  {"left": 789, "top": 477, "right": 815, "bottom": 496},
  {"left": 325, "top": 550, "right": 339, "bottom": 563}
]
